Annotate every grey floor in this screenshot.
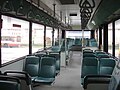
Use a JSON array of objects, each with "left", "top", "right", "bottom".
[{"left": 33, "top": 51, "right": 83, "bottom": 90}]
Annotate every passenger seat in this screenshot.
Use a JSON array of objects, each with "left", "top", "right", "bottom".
[{"left": 0, "top": 75, "right": 21, "bottom": 90}]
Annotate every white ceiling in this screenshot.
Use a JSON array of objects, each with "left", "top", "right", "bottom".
[
  {"left": 40, "top": 0, "right": 102, "bottom": 29},
  {"left": 61, "top": 4, "right": 81, "bottom": 25}
]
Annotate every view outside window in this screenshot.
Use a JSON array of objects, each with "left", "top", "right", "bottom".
[
  {"left": 97, "top": 29, "right": 99, "bottom": 46},
  {"left": 46, "top": 26, "right": 52, "bottom": 48},
  {"left": 84, "top": 31, "right": 90, "bottom": 38},
  {"left": 32, "top": 23, "right": 44, "bottom": 53},
  {"left": 108, "top": 23, "right": 112, "bottom": 54},
  {"left": 54, "top": 28, "right": 58, "bottom": 45},
  {"left": 1, "top": 15, "right": 29, "bottom": 64},
  {"left": 115, "top": 19, "right": 120, "bottom": 58},
  {"left": 59, "top": 29, "right": 62, "bottom": 45},
  {"left": 66, "top": 31, "right": 90, "bottom": 39}
]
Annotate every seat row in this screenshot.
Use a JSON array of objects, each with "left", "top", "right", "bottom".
[
  {"left": 81, "top": 57, "right": 116, "bottom": 77},
  {"left": 0, "top": 75, "right": 21, "bottom": 90},
  {"left": 23, "top": 51, "right": 61, "bottom": 84},
  {"left": 0, "top": 71, "right": 32, "bottom": 90},
  {"left": 82, "top": 50, "right": 120, "bottom": 90},
  {"left": 83, "top": 50, "right": 111, "bottom": 58},
  {"left": 81, "top": 53, "right": 116, "bottom": 84},
  {"left": 0, "top": 50, "right": 61, "bottom": 89},
  {"left": 82, "top": 58, "right": 120, "bottom": 90}
]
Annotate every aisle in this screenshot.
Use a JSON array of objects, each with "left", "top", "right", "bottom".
[{"left": 34, "top": 51, "right": 83, "bottom": 90}]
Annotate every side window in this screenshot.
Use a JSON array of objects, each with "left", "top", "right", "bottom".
[
  {"left": 1, "top": 15, "right": 29, "bottom": 64},
  {"left": 32, "top": 23, "right": 44, "bottom": 53}
]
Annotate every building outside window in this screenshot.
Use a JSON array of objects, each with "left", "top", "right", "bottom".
[{"left": 1, "top": 15, "right": 29, "bottom": 64}]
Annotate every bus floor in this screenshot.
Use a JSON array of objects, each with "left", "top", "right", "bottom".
[{"left": 33, "top": 51, "right": 83, "bottom": 90}]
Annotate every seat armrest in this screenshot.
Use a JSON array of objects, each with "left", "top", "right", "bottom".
[
  {"left": 83, "top": 75, "right": 111, "bottom": 89},
  {"left": 4, "top": 70, "right": 31, "bottom": 85},
  {"left": 0, "top": 75, "right": 20, "bottom": 83}
]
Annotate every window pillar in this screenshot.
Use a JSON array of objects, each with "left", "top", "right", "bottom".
[
  {"left": 0, "top": 13, "right": 2, "bottom": 66},
  {"left": 44, "top": 25, "right": 46, "bottom": 50},
  {"left": 99, "top": 26, "right": 102, "bottom": 50},
  {"left": 103, "top": 24, "right": 108, "bottom": 52},
  {"left": 29, "top": 21, "right": 32, "bottom": 54},
  {"left": 112, "top": 21, "right": 115, "bottom": 56}
]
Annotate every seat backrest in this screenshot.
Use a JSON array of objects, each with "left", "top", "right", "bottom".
[
  {"left": 83, "top": 53, "right": 96, "bottom": 58},
  {"left": 83, "top": 50, "right": 93, "bottom": 53},
  {"left": 95, "top": 51, "right": 106, "bottom": 57},
  {"left": 74, "top": 38, "right": 82, "bottom": 45},
  {"left": 83, "top": 59, "right": 119, "bottom": 90},
  {"left": 108, "top": 60, "right": 120, "bottom": 90},
  {"left": 34, "top": 52, "right": 46, "bottom": 59},
  {"left": 39, "top": 57, "right": 56, "bottom": 78},
  {"left": 51, "top": 46, "right": 60, "bottom": 52},
  {"left": 4, "top": 71, "right": 32, "bottom": 90},
  {"left": 81, "top": 57, "right": 98, "bottom": 78},
  {"left": 0, "top": 75, "right": 21, "bottom": 90},
  {"left": 49, "top": 53, "right": 60, "bottom": 60},
  {"left": 49, "top": 53, "right": 60, "bottom": 70},
  {"left": 97, "top": 54, "right": 110, "bottom": 58},
  {"left": 99, "top": 58, "right": 116, "bottom": 75},
  {"left": 83, "top": 75, "right": 111, "bottom": 90},
  {"left": 89, "top": 41, "right": 98, "bottom": 47},
  {"left": 23, "top": 56, "right": 40, "bottom": 77},
  {"left": 83, "top": 49, "right": 93, "bottom": 52}
]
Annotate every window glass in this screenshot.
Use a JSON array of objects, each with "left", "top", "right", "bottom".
[
  {"left": 32, "top": 23, "right": 44, "bottom": 53},
  {"left": 66, "top": 31, "right": 90, "bottom": 39},
  {"left": 108, "top": 23, "right": 112, "bottom": 54},
  {"left": 115, "top": 20, "right": 120, "bottom": 58},
  {"left": 97, "top": 29, "right": 99, "bottom": 45},
  {"left": 54, "top": 28, "right": 58, "bottom": 45},
  {"left": 93, "top": 29, "right": 98, "bottom": 46},
  {"left": 46, "top": 26, "right": 52, "bottom": 48},
  {"left": 84, "top": 31, "right": 90, "bottom": 38},
  {"left": 1, "top": 15, "right": 29, "bottom": 64},
  {"left": 59, "top": 29, "right": 62, "bottom": 45}
]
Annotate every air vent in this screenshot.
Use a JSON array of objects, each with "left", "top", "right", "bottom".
[
  {"left": 69, "top": 13, "right": 77, "bottom": 16},
  {"left": 59, "top": 0, "right": 75, "bottom": 4}
]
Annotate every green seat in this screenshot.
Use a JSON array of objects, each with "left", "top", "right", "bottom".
[
  {"left": 81, "top": 57, "right": 98, "bottom": 84},
  {"left": 81, "top": 57, "right": 98, "bottom": 78},
  {"left": 67, "top": 38, "right": 74, "bottom": 50},
  {"left": 83, "top": 53, "right": 96, "bottom": 58},
  {"left": 89, "top": 41, "right": 98, "bottom": 47},
  {"left": 74, "top": 38, "right": 82, "bottom": 46},
  {"left": 23, "top": 56, "right": 40, "bottom": 81},
  {"left": 97, "top": 54, "right": 110, "bottom": 58},
  {"left": 83, "top": 50, "right": 93, "bottom": 53},
  {"left": 49, "top": 53, "right": 61, "bottom": 75},
  {"left": 0, "top": 75, "right": 21, "bottom": 90},
  {"left": 34, "top": 52, "right": 46, "bottom": 60},
  {"left": 42, "top": 54, "right": 60, "bottom": 75},
  {"left": 51, "top": 46, "right": 60, "bottom": 52},
  {"left": 34, "top": 57, "right": 56, "bottom": 84},
  {"left": 83, "top": 49, "right": 93, "bottom": 52},
  {"left": 4, "top": 71, "right": 32, "bottom": 90},
  {"left": 94, "top": 51, "right": 106, "bottom": 56},
  {"left": 108, "top": 62, "right": 120, "bottom": 90},
  {"left": 99, "top": 58, "right": 116, "bottom": 75},
  {"left": 83, "top": 59, "right": 118, "bottom": 90}
]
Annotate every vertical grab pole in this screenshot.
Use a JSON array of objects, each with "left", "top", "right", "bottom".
[
  {"left": 0, "top": 13, "right": 2, "bottom": 66},
  {"left": 52, "top": 3, "right": 56, "bottom": 46},
  {"left": 82, "top": 29, "right": 84, "bottom": 47},
  {"left": 44, "top": 25, "right": 46, "bottom": 50},
  {"left": 29, "top": 21, "right": 32, "bottom": 55}
]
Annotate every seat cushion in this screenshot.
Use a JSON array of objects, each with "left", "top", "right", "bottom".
[{"left": 34, "top": 77, "right": 55, "bottom": 83}]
